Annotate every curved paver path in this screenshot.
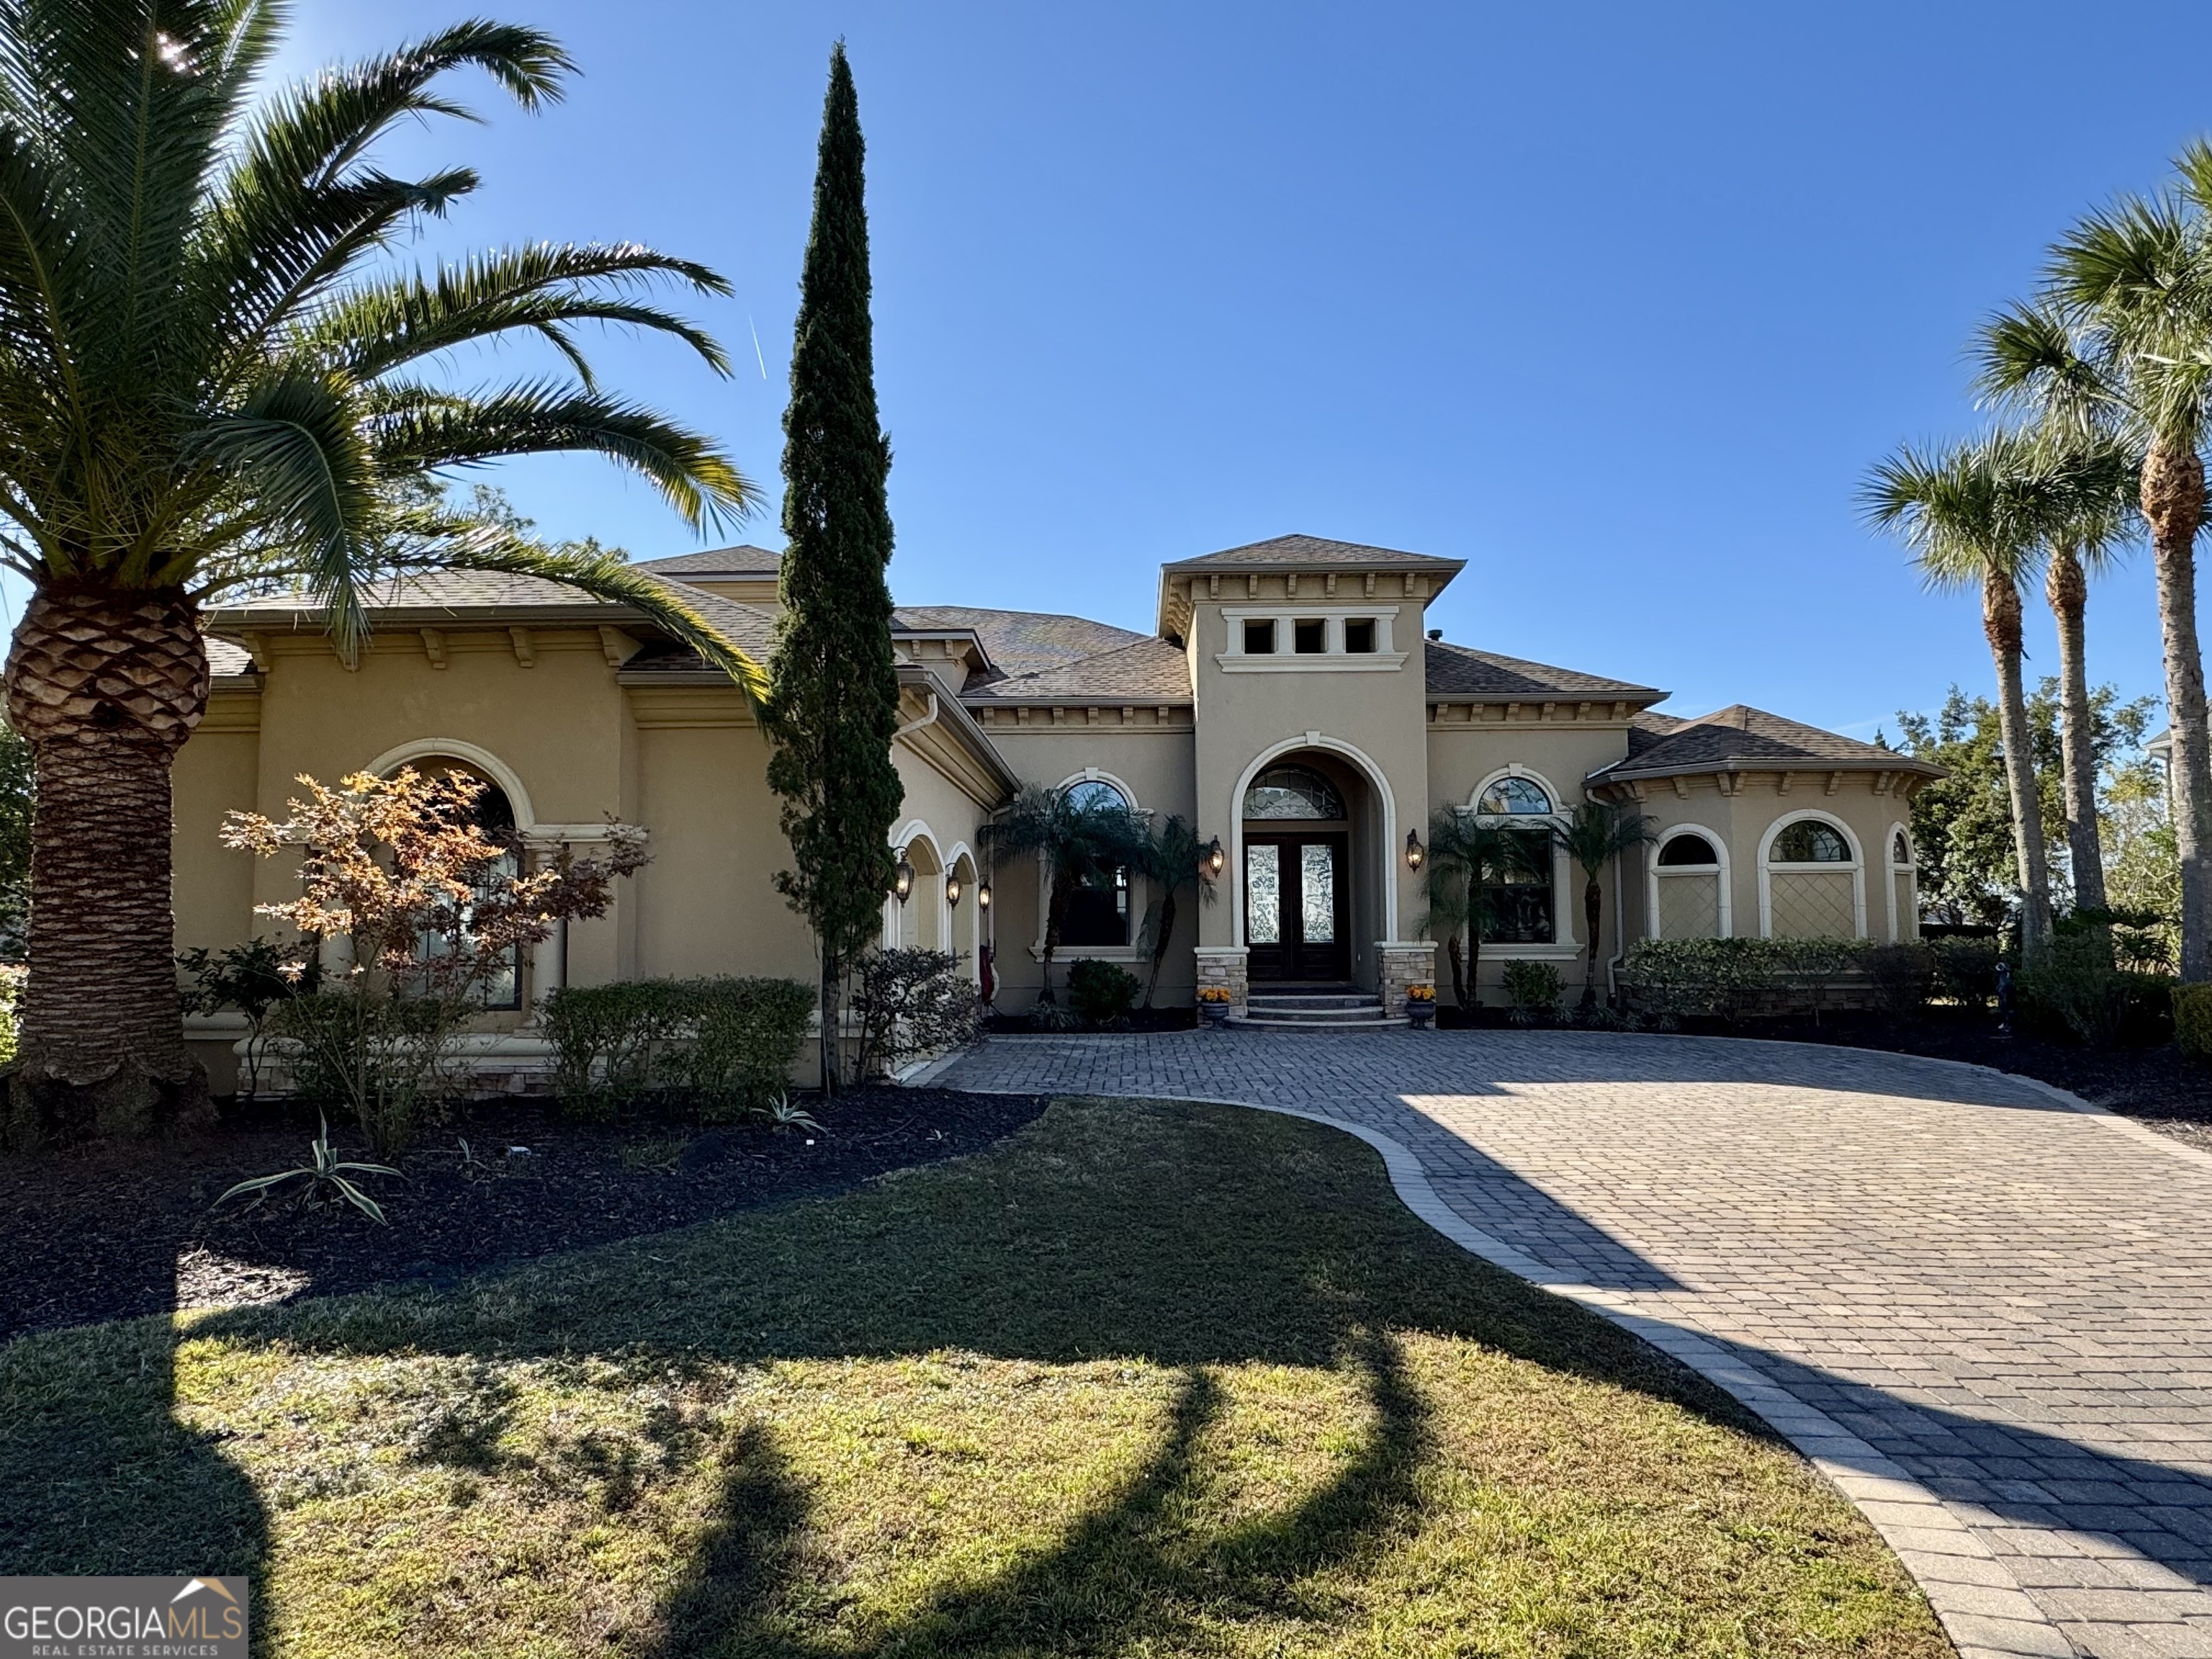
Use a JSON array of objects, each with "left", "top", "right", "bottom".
[{"left": 926, "top": 1028, "right": 2212, "bottom": 1659}]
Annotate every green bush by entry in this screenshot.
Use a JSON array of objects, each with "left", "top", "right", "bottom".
[
  {"left": 2015, "top": 935, "right": 2173, "bottom": 1048},
  {"left": 1067, "top": 958, "right": 1141, "bottom": 1027},
  {"left": 541, "top": 976, "right": 813, "bottom": 1123},
  {"left": 1501, "top": 959, "right": 1563, "bottom": 1017}
]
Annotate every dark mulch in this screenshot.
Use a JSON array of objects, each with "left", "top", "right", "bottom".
[
  {"left": 0, "top": 1087, "right": 1047, "bottom": 1343},
  {"left": 984, "top": 1007, "right": 1196, "bottom": 1034}
]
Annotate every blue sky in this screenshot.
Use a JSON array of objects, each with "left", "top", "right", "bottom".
[{"left": 254, "top": 0, "right": 2212, "bottom": 738}]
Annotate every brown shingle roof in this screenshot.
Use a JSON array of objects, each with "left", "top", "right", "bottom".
[
  {"left": 893, "top": 606, "right": 1148, "bottom": 681},
  {"left": 1424, "top": 640, "right": 1663, "bottom": 701},
  {"left": 210, "top": 570, "right": 779, "bottom": 665},
  {"left": 1591, "top": 705, "right": 1943, "bottom": 781},
  {"left": 1163, "top": 533, "right": 1462, "bottom": 572},
  {"left": 635, "top": 544, "right": 783, "bottom": 577},
  {"left": 961, "top": 637, "right": 1191, "bottom": 703},
  {"left": 207, "top": 636, "right": 253, "bottom": 678}
]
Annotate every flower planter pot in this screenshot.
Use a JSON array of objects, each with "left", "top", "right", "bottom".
[
  {"left": 1406, "top": 1002, "right": 1435, "bottom": 1030},
  {"left": 1200, "top": 1002, "right": 1232, "bottom": 1028}
]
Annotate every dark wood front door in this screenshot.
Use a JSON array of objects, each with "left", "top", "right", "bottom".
[{"left": 1244, "top": 832, "right": 1351, "bottom": 981}]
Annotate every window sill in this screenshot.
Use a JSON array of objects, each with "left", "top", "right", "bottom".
[{"left": 1214, "top": 652, "right": 1408, "bottom": 673}]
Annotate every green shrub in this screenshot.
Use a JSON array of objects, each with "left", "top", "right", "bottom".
[
  {"left": 1927, "top": 937, "right": 2000, "bottom": 1009},
  {"left": 853, "top": 948, "right": 981, "bottom": 1079},
  {"left": 2016, "top": 935, "right": 2173, "bottom": 1048},
  {"left": 1068, "top": 958, "right": 1141, "bottom": 1028},
  {"left": 541, "top": 977, "right": 813, "bottom": 1123},
  {"left": 2175, "top": 982, "right": 2212, "bottom": 1063},
  {"left": 1501, "top": 959, "right": 1563, "bottom": 1017},
  {"left": 1621, "top": 938, "right": 1807, "bottom": 1020},
  {"left": 270, "top": 989, "right": 470, "bottom": 1156},
  {"left": 1867, "top": 944, "right": 1935, "bottom": 1017}
]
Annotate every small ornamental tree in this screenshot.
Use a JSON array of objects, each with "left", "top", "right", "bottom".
[
  {"left": 765, "top": 44, "right": 905, "bottom": 1093},
  {"left": 222, "top": 769, "right": 645, "bottom": 1151}
]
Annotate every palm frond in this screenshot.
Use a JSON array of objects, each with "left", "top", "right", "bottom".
[
  {"left": 300, "top": 242, "right": 733, "bottom": 385},
  {"left": 366, "top": 379, "right": 756, "bottom": 531},
  {"left": 1860, "top": 431, "right": 2059, "bottom": 594}
]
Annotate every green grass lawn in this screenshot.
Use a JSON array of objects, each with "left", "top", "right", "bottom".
[{"left": 0, "top": 1098, "right": 1947, "bottom": 1658}]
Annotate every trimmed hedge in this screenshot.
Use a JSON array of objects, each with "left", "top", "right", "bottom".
[
  {"left": 541, "top": 976, "right": 813, "bottom": 1123},
  {"left": 1619, "top": 938, "right": 1934, "bottom": 1021}
]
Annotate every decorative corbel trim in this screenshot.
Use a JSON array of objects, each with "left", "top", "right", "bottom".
[
  {"left": 241, "top": 632, "right": 272, "bottom": 673},
  {"left": 420, "top": 628, "right": 447, "bottom": 669},
  {"left": 598, "top": 626, "right": 638, "bottom": 667},
  {"left": 1362, "top": 572, "right": 1376, "bottom": 597},
  {"left": 1825, "top": 770, "right": 1843, "bottom": 796},
  {"left": 509, "top": 627, "right": 536, "bottom": 667}
]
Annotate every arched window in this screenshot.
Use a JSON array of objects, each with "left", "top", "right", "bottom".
[
  {"left": 1658, "top": 833, "right": 1719, "bottom": 866},
  {"left": 1059, "top": 778, "right": 1133, "bottom": 948},
  {"left": 1478, "top": 775, "right": 1553, "bottom": 816},
  {"left": 1892, "top": 830, "right": 1912, "bottom": 866},
  {"left": 1064, "top": 778, "right": 1128, "bottom": 814},
  {"left": 1773, "top": 820, "right": 1850, "bottom": 863},
  {"left": 1244, "top": 765, "right": 1345, "bottom": 821},
  {"left": 412, "top": 762, "right": 523, "bottom": 1008}
]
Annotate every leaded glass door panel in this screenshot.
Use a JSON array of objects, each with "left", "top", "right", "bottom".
[{"left": 1244, "top": 833, "right": 1349, "bottom": 981}]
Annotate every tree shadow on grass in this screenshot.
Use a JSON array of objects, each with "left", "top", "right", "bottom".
[{"left": 0, "top": 1098, "right": 1763, "bottom": 1647}]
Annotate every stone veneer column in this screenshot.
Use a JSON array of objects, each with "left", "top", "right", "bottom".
[
  {"left": 1375, "top": 942, "right": 1437, "bottom": 1017},
  {"left": 1192, "top": 945, "right": 1250, "bottom": 1011}
]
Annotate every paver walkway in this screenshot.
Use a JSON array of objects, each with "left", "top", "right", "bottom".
[{"left": 928, "top": 1028, "right": 2212, "bottom": 1659}]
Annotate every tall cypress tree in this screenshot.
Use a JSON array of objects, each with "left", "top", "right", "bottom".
[{"left": 767, "top": 42, "right": 904, "bottom": 1094}]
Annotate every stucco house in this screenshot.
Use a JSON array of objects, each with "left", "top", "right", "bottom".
[{"left": 176, "top": 533, "right": 1936, "bottom": 1080}]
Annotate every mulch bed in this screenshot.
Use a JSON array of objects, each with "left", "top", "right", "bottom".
[
  {"left": 0, "top": 1087, "right": 1047, "bottom": 1343},
  {"left": 984, "top": 1007, "right": 1196, "bottom": 1034}
]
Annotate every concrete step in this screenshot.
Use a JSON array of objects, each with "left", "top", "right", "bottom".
[
  {"left": 1247, "top": 994, "right": 1380, "bottom": 1011},
  {"left": 1244, "top": 1003, "right": 1387, "bottom": 1025},
  {"left": 1226, "top": 1012, "right": 1410, "bottom": 1031}
]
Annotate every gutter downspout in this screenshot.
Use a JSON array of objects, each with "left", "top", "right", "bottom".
[
  {"left": 1607, "top": 848, "right": 1627, "bottom": 1002},
  {"left": 894, "top": 689, "right": 940, "bottom": 740}
]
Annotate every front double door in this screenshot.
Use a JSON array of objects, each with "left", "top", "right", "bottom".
[{"left": 1244, "top": 833, "right": 1350, "bottom": 981}]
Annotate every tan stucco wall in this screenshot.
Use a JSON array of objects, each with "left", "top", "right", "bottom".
[{"left": 1186, "top": 590, "right": 1430, "bottom": 992}]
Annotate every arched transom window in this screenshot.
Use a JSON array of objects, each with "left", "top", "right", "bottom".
[
  {"left": 1478, "top": 775, "right": 1553, "bottom": 816},
  {"left": 1773, "top": 821, "right": 1851, "bottom": 863},
  {"left": 1657, "top": 832, "right": 1719, "bottom": 866},
  {"left": 1244, "top": 764, "right": 1345, "bottom": 821},
  {"left": 1063, "top": 778, "right": 1129, "bottom": 814}
]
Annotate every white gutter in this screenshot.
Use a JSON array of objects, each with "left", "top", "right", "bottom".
[{"left": 894, "top": 689, "right": 940, "bottom": 739}]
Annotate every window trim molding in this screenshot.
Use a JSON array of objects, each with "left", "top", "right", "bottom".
[
  {"left": 1646, "top": 824, "right": 1732, "bottom": 940},
  {"left": 1465, "top": 765, "right": 1572, "bottom": 945},
  {"left": 1884, "top": 819, "right": 1917, "bottom": 943},
  {"left": 1215, "top": 606, "right": 1406, "bottom": 673},
  {"left": 1757, "top": 809, "right": 1865, "bottom": 939},
  {"left": 363, "top": 738, "right": 537, "bottom": 832}
]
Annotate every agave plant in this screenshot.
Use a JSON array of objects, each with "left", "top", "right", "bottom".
[
  {"left": 214, "top": 1118, "right": 402, "bottom": 1225},
  {"left": 0, "top": 6, "right": 762, "bottom": 1143}
]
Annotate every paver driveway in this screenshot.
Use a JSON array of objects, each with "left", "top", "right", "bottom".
[{"left": 929, "top": 1028, "right": 2212, "bottom": 1659}]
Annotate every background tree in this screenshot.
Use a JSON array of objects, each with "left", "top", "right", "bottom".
[
  {"left": 0, "top": 717, "right": 27, "bottom": 958},
  {"left": 1894, "top": 681, "right": 2156, "bottom": 925},
  {"left": 1552, "top": 801, "right": 1655, "bottom": 1010},
  {"left": 1419, "top": 810, "right": 1534, "bottom": 1011},
  {"left": 0, "top": 8, "right": 760, "bottom": 1143},
  {"left": 1125, "top": 815, "right": 1214, "bottom": 1008},
  {"left": 764, "top": 45, "right": 904, "bottom": 1096},
  {"left": 977, "top": 786, "right": 1134, "bottom": 1007},
  {"left": 1984, "top": 147, "right": 2212, "bottom": 978},
  {"left": 1863, "top": 431, "right": 2062, "bottom": 960}
]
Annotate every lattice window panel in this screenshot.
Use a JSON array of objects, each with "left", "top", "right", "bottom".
[
  {"left": 1894, "top": 873, "right": 1917, "bottom": 940},
  {"left": 1770, "top": 871, "right": 1856, "bottom": 939},
  {"left": 1657, "top": 873, "right": 1721, "bottom": 939}
]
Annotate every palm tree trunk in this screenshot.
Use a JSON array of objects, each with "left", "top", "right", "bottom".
[
  {"left": 2047, "top": 544, "right": 2110, "bottom": 927},
  {"left": 2144, "top": 440, "right": 2212, "bottom": 980},
  {"left": 1581, "top": 875, "right": 1604, "bottom": 1010},
  {"left": 1445, "top": 931, "right": 1467, "bottom": 1010},
  {"left": 1039, "top": 868, "right": 1075, "bottom": 1004},
  {"left": 1984, "top": 577, "right": 2054, "bottom": 961},
  {"left": 4, "top": 586, "right": 212, "bottom": 1145},
  {"left": 1143, "top": 888, "right": 1177, "bottom": 1008}
]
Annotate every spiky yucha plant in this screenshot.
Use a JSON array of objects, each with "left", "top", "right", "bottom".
[{"left": 0, "top": 6, "right": 760, "bottom": 1143}]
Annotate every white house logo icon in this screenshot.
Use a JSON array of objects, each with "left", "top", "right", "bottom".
[{"left": 170, "top": 1578, "right": 240, "bottom": 1606}]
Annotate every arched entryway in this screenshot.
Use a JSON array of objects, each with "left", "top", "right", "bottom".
[{"left": 1236, "top": 747, "right": 1385, "bottom": 987}]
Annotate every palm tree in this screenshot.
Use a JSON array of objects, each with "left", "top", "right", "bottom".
[
  {"left": 977, "top": 786, "right": 1136, "bottom": 1005},
  {"left": 1863, "top": 431, "right": 2061, "bottom": 958},
  {"left": 1981, "top": 148, "right": 2212, "bottom": 978},
  {"left": 1419, "top": 809, "right": 1537, "bottom": 1012},
  {"left": 1124, "top": 814, "right": 1214, "bottom": 1008},
  {"left": 1974, "top": 306, "right": 2141, "bottom": 924},
  {"left": 1551, "top": 801, "right": 1655, "bottom": 1011},
  {"left": 0, "top": 9, "right": 760, "bottom": 1141}
]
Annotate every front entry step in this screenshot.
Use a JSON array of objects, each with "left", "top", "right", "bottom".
[{"left": 1229, "top": 989, "right": 1408, "bottom": 1030}]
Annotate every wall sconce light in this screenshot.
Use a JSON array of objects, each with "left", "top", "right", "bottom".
[
  {"left": 977, "top": 880, "right": 992, "bottom": 912},
  {"left": 1202, "top": 837, "right": 1226, "bottom": 878},
  {"left": 1406, "top": 829, "right": 1425, "bottom": 871},
  {"left": 945, "top": 871, "right": 963, "bottom": 909},
  {"left": 893, "top": 850, "right": 915, "bottom": 904}
]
